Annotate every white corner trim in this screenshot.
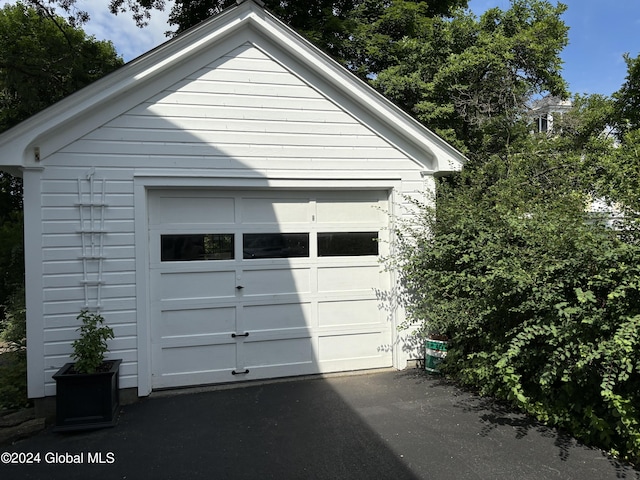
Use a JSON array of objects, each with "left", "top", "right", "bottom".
[
  {"left": 23, "top": 169, "right": 45, "bottom": 398},
  {"left": 134, "top": 182, "right": 152, "bottom": 397}
]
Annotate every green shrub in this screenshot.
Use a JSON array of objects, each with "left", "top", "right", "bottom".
[
  {"left": 0, "top": 285, "right": 28, "bottom": 411},
  {"left": 391, "top": 152, "right": 640, "bottom": 463},
  {"left": 0, "top": 351, "right": 28, "bottom": 411},
  {"left": 71, "top": 310, "right": 114, "bottom": 374}
]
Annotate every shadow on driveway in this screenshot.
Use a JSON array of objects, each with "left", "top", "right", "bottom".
[{"left": 1, "top": 369, "right": 638, "bottom": 479}]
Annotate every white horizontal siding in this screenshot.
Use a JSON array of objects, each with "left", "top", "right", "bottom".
[
  {"left": 83, "top": 128, "right": 381, "bottom": 148},
  {"left": 59, "top": 141, "right": 404, "bottom": 161},
  {"left": 43, "top": 298, "right": 137, "bottom": 317},
  {"left": 44, "top": 336, "right": 137, "bottom": 357},
  {"left": 44, "top": 323, "right": 136, "bottom": 343},
  {"left": 42, "top": 205, "right": 134, "bottom": 221},
  {"left": 54, "top": 44, "right": 413, "bottom": 172},
  {"left": 42, "top": 193, "right": 134, "bottom": 208},
  {"left": 43, "top": 271, "right": 135, "bottom": 289},
  {"left": 43, "top": 220, "right": 134, "bottom": 235},
  {"left": 42, "top": 178, "right": 133, "bottom": 193},
  {"left": 46, "top": 155, "right": 415, "bottom": 173},
  {"left": 40, "top": 174, "right": 138, "bottom": 393},
  {"left": 43, "top": 258, "right": 135, "bottom": 275},
  {"left": 43, "top": 310, "right": 137, "bottom": 329},
  {"left": 43, "top": 233, "right": 134, "bottom": 248},
  {"left": 42, "top": 245, "right": 134, "bottom": 262},
  {"left": 106, "top": 115, "right": 368, "bottom": 135},
  {"left": 43, "top": 284, "right": 135, "bottom": 303},
  {"left": 127, "top": 102, "right": 353, "bottom": 122}
]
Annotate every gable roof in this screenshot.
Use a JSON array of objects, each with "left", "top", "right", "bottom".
[{"left": 0, "top": 0, "right": 466, "bottom": 175}]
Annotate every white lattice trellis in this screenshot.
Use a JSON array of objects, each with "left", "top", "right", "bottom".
[{"left": 76, "top": 171, "right": 107, "bottom": 311}]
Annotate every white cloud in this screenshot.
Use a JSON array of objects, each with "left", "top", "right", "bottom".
[{"left": 81, "top": 0, "right": 175, "bottom": 61}]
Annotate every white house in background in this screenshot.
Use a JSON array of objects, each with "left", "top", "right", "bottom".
[
  {"left": 0, "top": 0, "right": 466, "bottom": 404},
  {"left": 529, "top": 96, "right": 625, "bottom": 226},
  {"left": 530, "top": 96, "right": 572, "bottom": 134}
]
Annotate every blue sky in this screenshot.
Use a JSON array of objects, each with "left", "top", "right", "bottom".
[{"left": 1, "top": 0, "right": 639, "bottom": 96}]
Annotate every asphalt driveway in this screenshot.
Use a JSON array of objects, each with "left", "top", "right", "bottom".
[{"left": 1, "top": 368, "right": 638, "bottom": 479}]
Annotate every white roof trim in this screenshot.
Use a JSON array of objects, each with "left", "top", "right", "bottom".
[{"left": 0, "top": 0, "right": 466, "bottom": 173}]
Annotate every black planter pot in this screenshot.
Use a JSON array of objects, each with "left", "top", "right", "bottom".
[{"left": 52, "top": 359, "right": 122, "bottom": 432}]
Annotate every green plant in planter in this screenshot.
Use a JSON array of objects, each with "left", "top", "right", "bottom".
[{"left": 71, "top": 310, "right": 114, "bottom": 374}]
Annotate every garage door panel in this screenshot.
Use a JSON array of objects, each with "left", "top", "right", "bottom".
[
  {"left": 153, "top": 196, "right": 235, "bottom": 225},
  {"left": 317, "top": 299, "right": 383, "bottom": 327},
  {"left": 317, "top": 332, "right": 391, "bottom": 363},
  {"left": 318, "top": 355, "right": 391, "bottom": 373},
  {"left": 161, "top": 307, "right": 236, "bottom": 338},
  {"left": 242, "top": 268, "right": 311, "bottom": 296},
  {"left": 160, "top": 271, "right": 236, "bottom": 300},
  {"left": 242, "top": 197, "right": 310, "bottom": 224},
  {"left": 160, "top": 343, "right": 236, "bottom": 375},
  {"left": 243, "top": 303, "right": 312, "bottom": 331},
  {"left": 154, "top": 368, "right": 237, "bottom": 389},
  {"left": 160, "top": 298, "right": 240, "bottom": 312},
  {"left": 317, "top": 266, "right": 380, "bottom": 293},
  {"left": 159, "top": 332, "right": 236, "bottom": 349},
  {"left": 243, "top": 338, "right": 314, "bottom": 368},
  {"left": 242, "top": 363, "right": 318, "bottom": 381},
  {"left": 244, "top": 327, "right": 312, "bottom": 342},
  {"left": 316, "top": 199, "right": 384, "bottom": 224}
]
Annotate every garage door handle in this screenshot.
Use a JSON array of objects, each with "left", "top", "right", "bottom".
[
  {"left": 236, "top": 285, "right": 244, "bottom": 290},
  {"left": 232, "top": 369, "right": 250, "bottom": 375},
  {"left": 231, "top": 332, "right": 250, "bottom": 338}
]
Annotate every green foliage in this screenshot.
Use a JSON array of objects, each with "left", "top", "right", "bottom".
[
  {"left": 391, "top": 140, "right": 640, "bottom": 462},
  {"left": 71, "top": 310, "right": 115, "bottom": 374},
  {"left": 114, "top": 0, "right": 468, "bottom": 34},
  {"left": 0, "top": 184, "right": 23, "bottom": 322},
  {"left": 613, "top": 53, "right": 640, "bottom": 138},
  {"left": 0, "top": 286, "right": 28, "bottom": 411},
  {"left": 355, "top": 0, "right": 569, "bottom": 157},
  {"left": 0, "top": 351, "right": 28, "bottom": 411},
  {"left": 0, "top": 2, "right": 123, "bottom": 132},
  {"left": 590, "top": 128, "right": 640, "bottom": 217},
  {"left": 0, "top": 285, "right": 26, "bottom": 351}
]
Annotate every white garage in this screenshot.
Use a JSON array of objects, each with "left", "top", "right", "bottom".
[{"left": 0, "top": 0, "right": 465, "bottom": 402}]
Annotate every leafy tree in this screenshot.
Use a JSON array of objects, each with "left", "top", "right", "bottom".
[
  {"left": 353, "top": 0, "right": 569, "bottom": 156},
  {"left": 168, "top": 0, "right": 360, "bottom": 64},
  {"left": 0, "top": 2, "right": 124, "bottom": 132},
  {"left": 613, "top": 53, "right": 640, "bottom": 138},
  {"left": 107, "top": 0, "right": 469, "bottom": 29}
]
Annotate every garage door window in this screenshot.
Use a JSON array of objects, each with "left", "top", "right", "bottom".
[
  {"left": 161, "top": 234, "right": 234, "bottom": 261},
  {"left": 243, "top": 233, "right": 309, "bottom": 259},
  {"left": 318, "top": 232, "right": 379, "bottom": 257}
]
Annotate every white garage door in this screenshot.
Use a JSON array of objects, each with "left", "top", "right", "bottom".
[{"left": 148, "top": 190, "right": 392, "bottom": 389}]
